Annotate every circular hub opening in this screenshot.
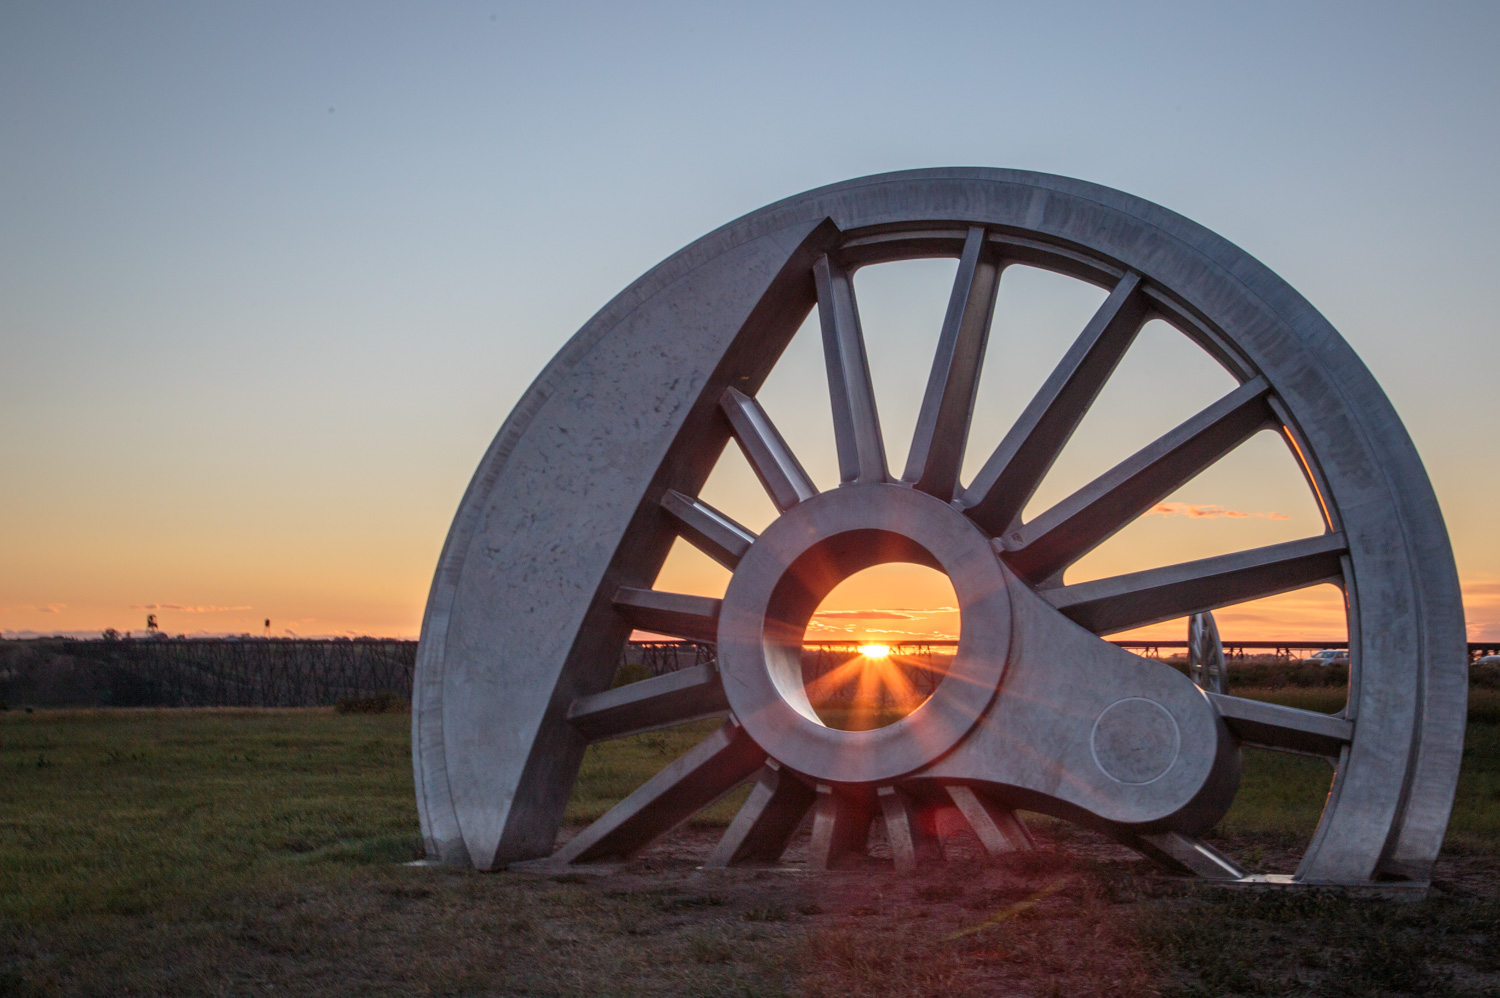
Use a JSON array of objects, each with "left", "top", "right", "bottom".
[
  {"left": 717, "top": 484, "right": 1011, "bottom": 785},
  {"left": 804, "top": 562, "right": 958, "bottom": 731}
]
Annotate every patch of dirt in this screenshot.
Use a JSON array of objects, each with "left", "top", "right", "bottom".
[
  {"left": 514, "top": 823, "right": 1500, "bottom": 997},
  {"left": 5, "top": 824, "right": 1498, "bottom": 997}
]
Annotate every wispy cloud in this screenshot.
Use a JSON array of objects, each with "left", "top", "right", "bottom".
[
  {"left": 813, "top": 609, "right": 917, "bottom": 620},
  {"left": 861, "top": 626, "right": 958, "bottom": 639},
  {"left": 813, "top": 605, "right": 959, "bottom": 620},
  {"left": 2, "top": 628, "right": 100, "bottom": 639},
  {"left": 805, "top": 619, "right": 957, "bottom": 640},
  {"left": 130, "top": 603, "right": 253, "bottom": 613},
  {"left": 0, "top": 603, "right": 68, "bottom": 614},
  {"left": 1148, "top": 503, "right": 1290, "bottom": 520}
]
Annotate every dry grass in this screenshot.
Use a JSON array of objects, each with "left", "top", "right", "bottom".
[{"left": 3, "top": 701, "right": 1500, "bottom": 996}]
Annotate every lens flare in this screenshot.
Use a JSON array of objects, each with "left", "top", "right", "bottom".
[{"left": 858, "top": 643, "right": 891, "bottom": 659}]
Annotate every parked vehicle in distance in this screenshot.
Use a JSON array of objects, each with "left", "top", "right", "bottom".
[
  {"left": 1303, "top": 649, "right": 1349, "bottom": 667},
  {"left": 1475, "top": 654, "right": 1500, "bottom": 666}
]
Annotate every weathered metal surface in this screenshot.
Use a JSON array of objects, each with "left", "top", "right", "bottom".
[{"left": 414, "top": 169, "right": 1466, "bottom": 885}]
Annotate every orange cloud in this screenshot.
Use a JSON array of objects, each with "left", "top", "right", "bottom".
[
  {"left": 1148, "top": 503, "right": 1290, "bottom": 520},
  {"left": 860, "top": 627, "right": 958, "bottom": 640},
  {"left": 806, "top": 618, "right": 957, "bottom": 639},
  {"left": 130, "top": 603, "right": 254, "bottom": 613},
  {"left": 813, "top": 605, "right": 959, "bottom": 620},
  {"left": 814, "top": 609, "right": 918, "bottom": 620}
]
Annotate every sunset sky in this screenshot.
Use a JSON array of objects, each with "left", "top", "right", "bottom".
[{"left": 2, "top": 2, "right": 1497, "bottom": 644}]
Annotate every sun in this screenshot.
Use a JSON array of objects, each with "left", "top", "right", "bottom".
[{"left": 858, "top": 643, "right": 891, "bottom": 659}]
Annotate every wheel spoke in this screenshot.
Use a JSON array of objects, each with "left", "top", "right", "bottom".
[
  {"left": 1000, "top": 377, "right": 1276, "bottom": 582},
  {"left": 902, "top": 226, "right": 1001, "bottom": 499},
  {"left": 1208, "top": 692, "right": 1353, "bottom": 758},
  {"left": 567, "top": 663, "right": 730, "bottom": 742},
  {"left": 807, "top": 783, "right": 876, "bottom": 870},
  {"left": 704, "top": 760, "right": 815, "bottom": 867},
  {"left": 814, "top": 254, "right": 888, "bottom": 485},
  {"left": 878, "top": 785, "right": 941, "bottom": 871},
  {"left": 1130, "top": 831, "right": 1244, "bottom": 879},
  {"left": 720, "top": 387, "right": 818, "bottom": 511},
  {"left": 613, "top": 587, "right": 720, "bottom": 643},
  {"left": 962, "top": 271, "right": 1149, "bottom": 535},
  {"left": 944, "top": 784, "right": 1033, "bottom": 854},
  {"left": 661, "top": 490, "right": 756, "bottom": 569},
  {"left": 549, "top": 723, "right": 767, "bottom": 864},
  {"left": 1041, "top": 533, "right": 1348, "bottom": 635}
]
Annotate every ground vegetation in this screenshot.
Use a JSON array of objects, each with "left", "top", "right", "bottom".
[{"left": 2, "top": 691, "right": 1499, "bottom": 995}]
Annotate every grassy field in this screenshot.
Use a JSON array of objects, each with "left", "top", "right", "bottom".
[{"left": 2, "top": 692, "right": 1499, "bottom": 995}]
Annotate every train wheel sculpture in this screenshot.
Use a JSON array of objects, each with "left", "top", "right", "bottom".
[{"left": 413, "top": 169, "right": 1466, "bottom": 884}]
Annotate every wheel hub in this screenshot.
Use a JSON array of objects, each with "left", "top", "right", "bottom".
[{"left": 717, "top": 483, "right": 1010, "bottom": 784}]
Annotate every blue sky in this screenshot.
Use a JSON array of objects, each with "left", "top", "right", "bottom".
[{"left": 2, "top": 1, "right": 1496, "bottom": 638}]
